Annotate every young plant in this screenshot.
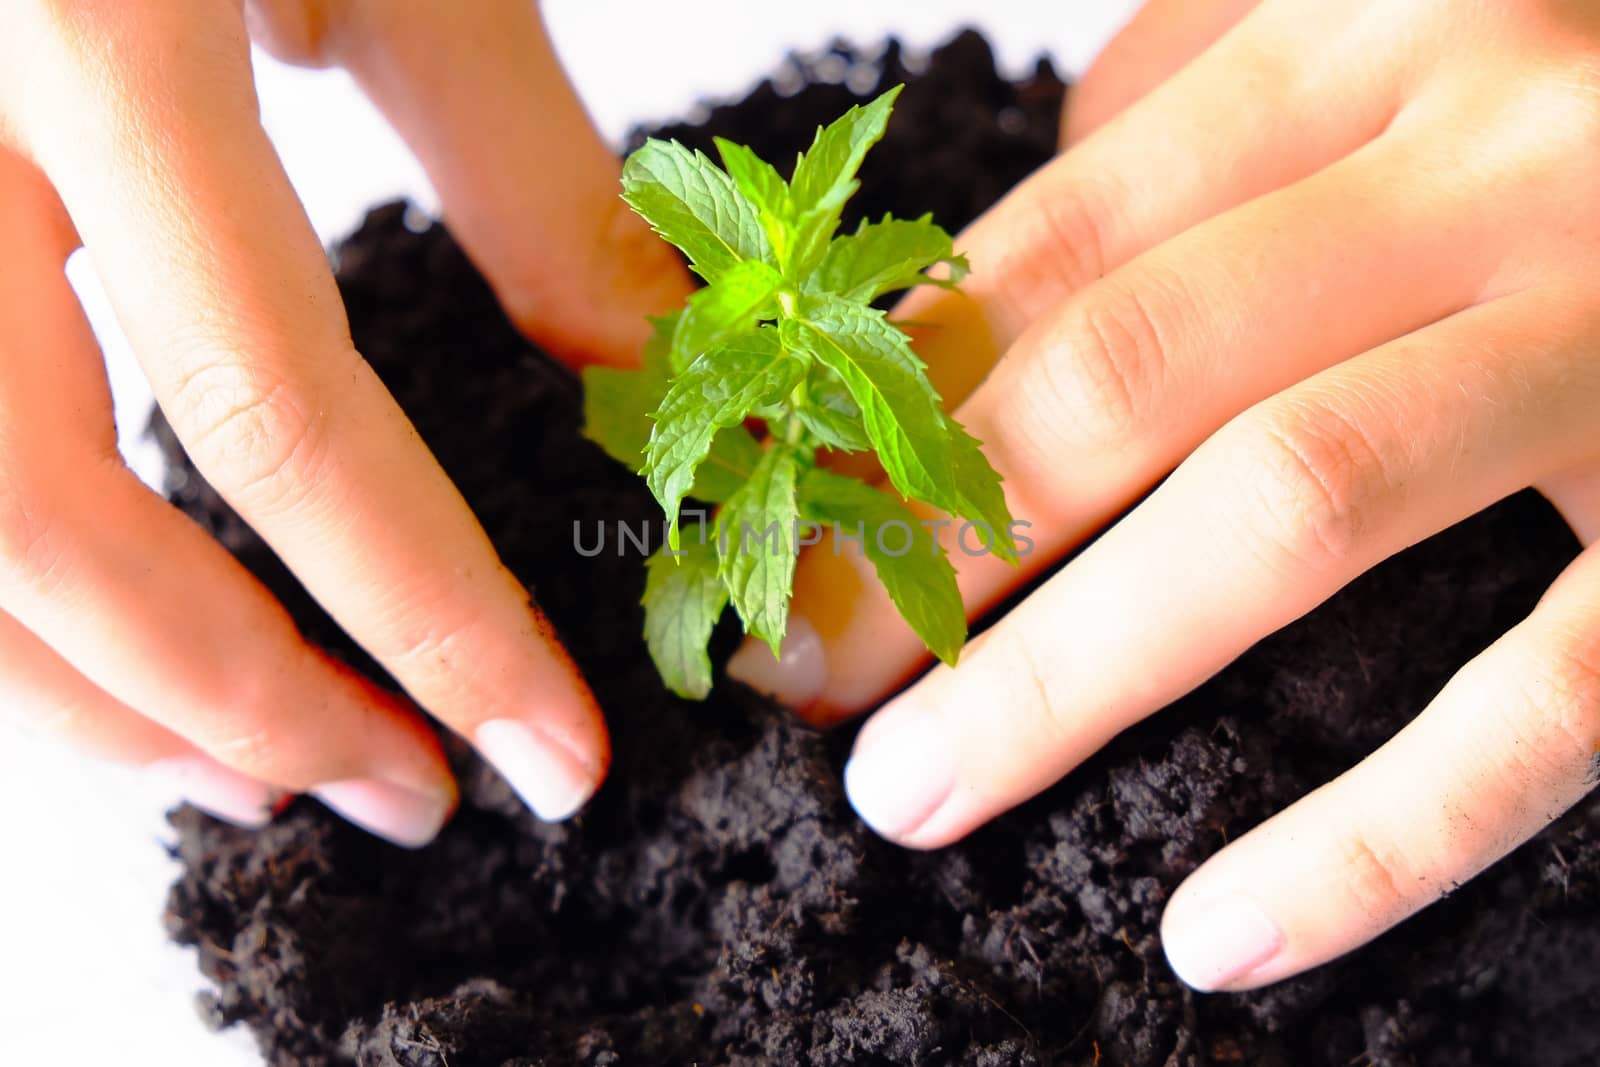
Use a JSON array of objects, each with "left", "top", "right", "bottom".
[{"left": 583, "top": 86, "right": 1017, "bottom": 699}]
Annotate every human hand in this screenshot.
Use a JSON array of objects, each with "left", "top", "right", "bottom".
[
  {"left": 729, "top": 0, "right": 1600, "bottom": 990},
  {"left": 0, "top": 0, "right": 690, "bottom": 844}
]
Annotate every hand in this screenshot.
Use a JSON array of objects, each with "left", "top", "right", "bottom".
[
  {"left": 0, "top": 0, "right": 690, "bottom": 844},
  {"left": 730, "top": 0, "right": 1600, "bottom": 991}
]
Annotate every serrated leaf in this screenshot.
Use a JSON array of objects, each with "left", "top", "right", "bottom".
[
  {"left": 781, "top": 296, "right": 951, "bottom": 507},
  {"left": 581, "top": 310, "right": 678, "bottom": 471},
  {"left": 581, "top": 364, "right": 668, "bottom": 470},
  {"left": 715, "top": 446, "right": 799, "bottom": 653},
  {"left": 643, "top": 327, "right": 802, "bottom": 545},
  {"left": 669, "top": 259, "right": 782, "bottom": 372},
  {"left": 691, "top": 425, "right": 764, "bottom": 503},
  {"left": 790, "top": 85, "right": 902, "bottom": 215},
  {"left": 786, "top": 85, "right": 902, "bottom": 276},
  {"left": 784, "top": 296, "right": 1017, "bottom": 559},
  {"left": 945, "top": 419, "right": 1019, "bottom": 563},
  {"left": 581, "top": 364, "right": 758, "bottom": 504},
  {"left": 716, "top": 137, "right": 791, "bottom": 262},
  {"left": 797, "top": 467, "right": 966, "bottom": 665},
  {"left": 794, "top": 370, "right": 870, "bottom": 452},
  {"left": 808, "top": 214, "right": 968, "bottom": 304},
  {"left": 642, "top": 522, "right": 728, "bottom": 699},
  {"left": 622, "top": 140, "right": 772, "bottom": 282}
]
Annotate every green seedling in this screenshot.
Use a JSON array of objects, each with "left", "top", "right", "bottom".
[{"left": 583, "top": 86, "right": 1017, "bottom": 699}]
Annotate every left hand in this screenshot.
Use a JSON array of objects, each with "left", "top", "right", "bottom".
[
  {"left": 0, "top": 0, "right": 691, "bottom": 847},
  {"left": 729, "top": 0, "right": 1600, "bottom": 991}
]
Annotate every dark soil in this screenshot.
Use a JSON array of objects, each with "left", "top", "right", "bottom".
[{"left": 160, "top": 31, "right": 1600, "bottom": 1067}]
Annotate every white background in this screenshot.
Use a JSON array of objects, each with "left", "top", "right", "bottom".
[{"left": 0, "top": 4, "right": 1139, "bottom": 1063}]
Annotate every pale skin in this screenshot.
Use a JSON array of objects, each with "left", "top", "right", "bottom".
[
  {"left": 2, "top": 0, "right": 1597, "bottom": 996},
  {"left": 728, "top": 0, "right": 1600, "bottom": 992},
  {"left": 0, "top": 0, "right": 692, "bottom": 843}
]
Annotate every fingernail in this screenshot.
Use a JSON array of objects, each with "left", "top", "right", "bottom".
[
  {"left": 1162, "top": 894, "right": 1284, "bottom": 992},
  {"left": 474, "top": 719, "right": 599, "bottom": 822},
  {"left": 843, "top": 701, "right": 957, "bottom": 842},
  {"left": 149, "top": 755, "right": 283, "bottom": 829},
  {"left": 726, "top": 615, "right": 826, "bottom": 707},
  {"left": 312, "top": 778, "right": 456, "bottom": 849}
]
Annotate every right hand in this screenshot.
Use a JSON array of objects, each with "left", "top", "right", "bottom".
[{"left": 0, "top": 0, "right": 691, "bottom": 845}]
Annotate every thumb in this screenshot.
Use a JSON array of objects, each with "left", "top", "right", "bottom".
[{"left": 251, "top": 0, "right": 693, "bottom": 368}]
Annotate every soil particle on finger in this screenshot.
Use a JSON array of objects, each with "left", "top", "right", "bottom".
[{"left": 159, "top": 30, "right": 1600, "bottom": 1067}]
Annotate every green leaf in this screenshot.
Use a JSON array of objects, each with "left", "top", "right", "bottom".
[
  {"left": 786, "top": 85, "right": 902, "bottom": 275},
  {"left": 716, "top": 137, "right": 791, "bottom": 262},
  {"left": 643, "top": 310, "right": 681, "bottom": 377},
  {"left": 945, "top": 420, "right": 1019, "bottom": 563},
  {"left": 794, "top": 370, "right": 870, "bottom": 452},
  {"left": 614, "top": 93, "right": 998, "bottom": 699},
  {"left": 581, "top": 311, "right": 679, "bottom": 470},
  {"left": 622, "top": 140, "right": 772, "bottom": 283},
  {"left": 715, "top": 446, "right": 800, "bottom": 654},
  {"left": 785, "top": 296, "right": 1018, "bottom": 561},
  {"left": 790, "top": 86, "right": 902, "bottom": 215},
  {"left": 797, "top": 467, "right": 966, "bottom": 665},
  {"left": 692, "top": 425, "right": 764, "bottom": 503},
  {"left": 669, "top": 259, "right": 782, "bottom": 372},
  {"left": 642, "top": 522, "right": 728, "bottom": 699},
  {"left": 808, "top": 214, "right": 969, "bottom": 304},
  {"left": 782, "top": 295, "right": 952, "bottom": 507},
  {"left": 581, "top": 364, "right": 668, "bottom": 470},
  {"left": 580, "top": 364, "right": 759, "bottom": 504},
  {"left": 643, "top": 327, "right": 803, "bottom": 545}
]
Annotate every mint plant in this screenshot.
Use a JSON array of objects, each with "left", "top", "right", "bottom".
[{"left": 583, "top": 87, "right": 1017, "bottom": 699}]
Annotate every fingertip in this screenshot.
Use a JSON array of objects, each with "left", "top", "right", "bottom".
[
  {"left": 841, "top": 696, "right": 958, "bottom": 848},
  {"left": 779, "top": 541, "right": 931, "bottom": 716},
  {"left": 474, "top": 718, "right": 601, "bottom": 823},
  {"left": 303, "top": 668, "right": 462, "bottom": 847},
  {"left": 725, "top": 616, "right": 827, "bottom": 709},
  {"left": 147, "top": 754, "right": 285, "bottom": 829},
  {"left": 312, "top": 775, "right": 457, "bottom": 849},
  {"left": 526, "top": 613, "right": 614, "bottom": 779},
  {"left": 793, "top": 699, "right": 856, "bottom": 730},
  {"left": 1160, "top": 887, "right": 1286, "bottom": 993}
]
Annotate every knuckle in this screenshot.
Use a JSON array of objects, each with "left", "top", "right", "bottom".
[
  {"left": 383, "top": 607, "right": 491, "bottom": 706},
  {"left": 1031, "top": 184, "right": 1113, "bottom": 295},
  {"left": 1506, "top": 634, "right": 1600, "bottom": 787},
  {"left": 169, "top": 357, "right": 331, "bottom": 513},
  {"left": 1005, "top": 631, "right": 1078, "bottom": 752},
  {"left": 1046, "top": 278, "right": 1170, "bottom": 450},
  {"left": 1336, "top": 830, "right": 1423, "bottom": 921},
  {"left": 0, "top": 471, "right": 69, "bottom": 594},
  {"left": 388, "top": 615, "right": 471, "bottom": 676},
  {"left": 204, "top": 723, "right": 299, "bottom": 787},
  {"left": 1225, "top": 405, "right": 1388, "bottom": 575},
  {"left": 194, "top": 672, "right": 338, "bottom": 790}
]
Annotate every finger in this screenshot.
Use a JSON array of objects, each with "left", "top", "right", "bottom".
[
  {"left": 249, "top": 0, "right": 693, "bottom": 367},
  {"left": 739, "top": 119, "right": 1503, "bottom": 715},
  {"left": 1162, "top": 533, "right": 1600, "bottom": 990},
  {"left": 0, "top": 148, "right": 453, "bottom": 843},
  {"left": 837, "top": 289, "right": 1600, "bottom": 847},
  {"left": 17, "top": 3, "right": 608, "bottom": 821},
  {"left": 1062, "top": 0, "right": 1262, "bottom": 147},
  {"left": 0, "top": 608, "right": 284, "bottom": 829},
  {"left": 1540, "top": 467, "right": 1600, "bottom": 546},
  {"left": 894, "top": 0, "right": 1417, "bottom": 410}
]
